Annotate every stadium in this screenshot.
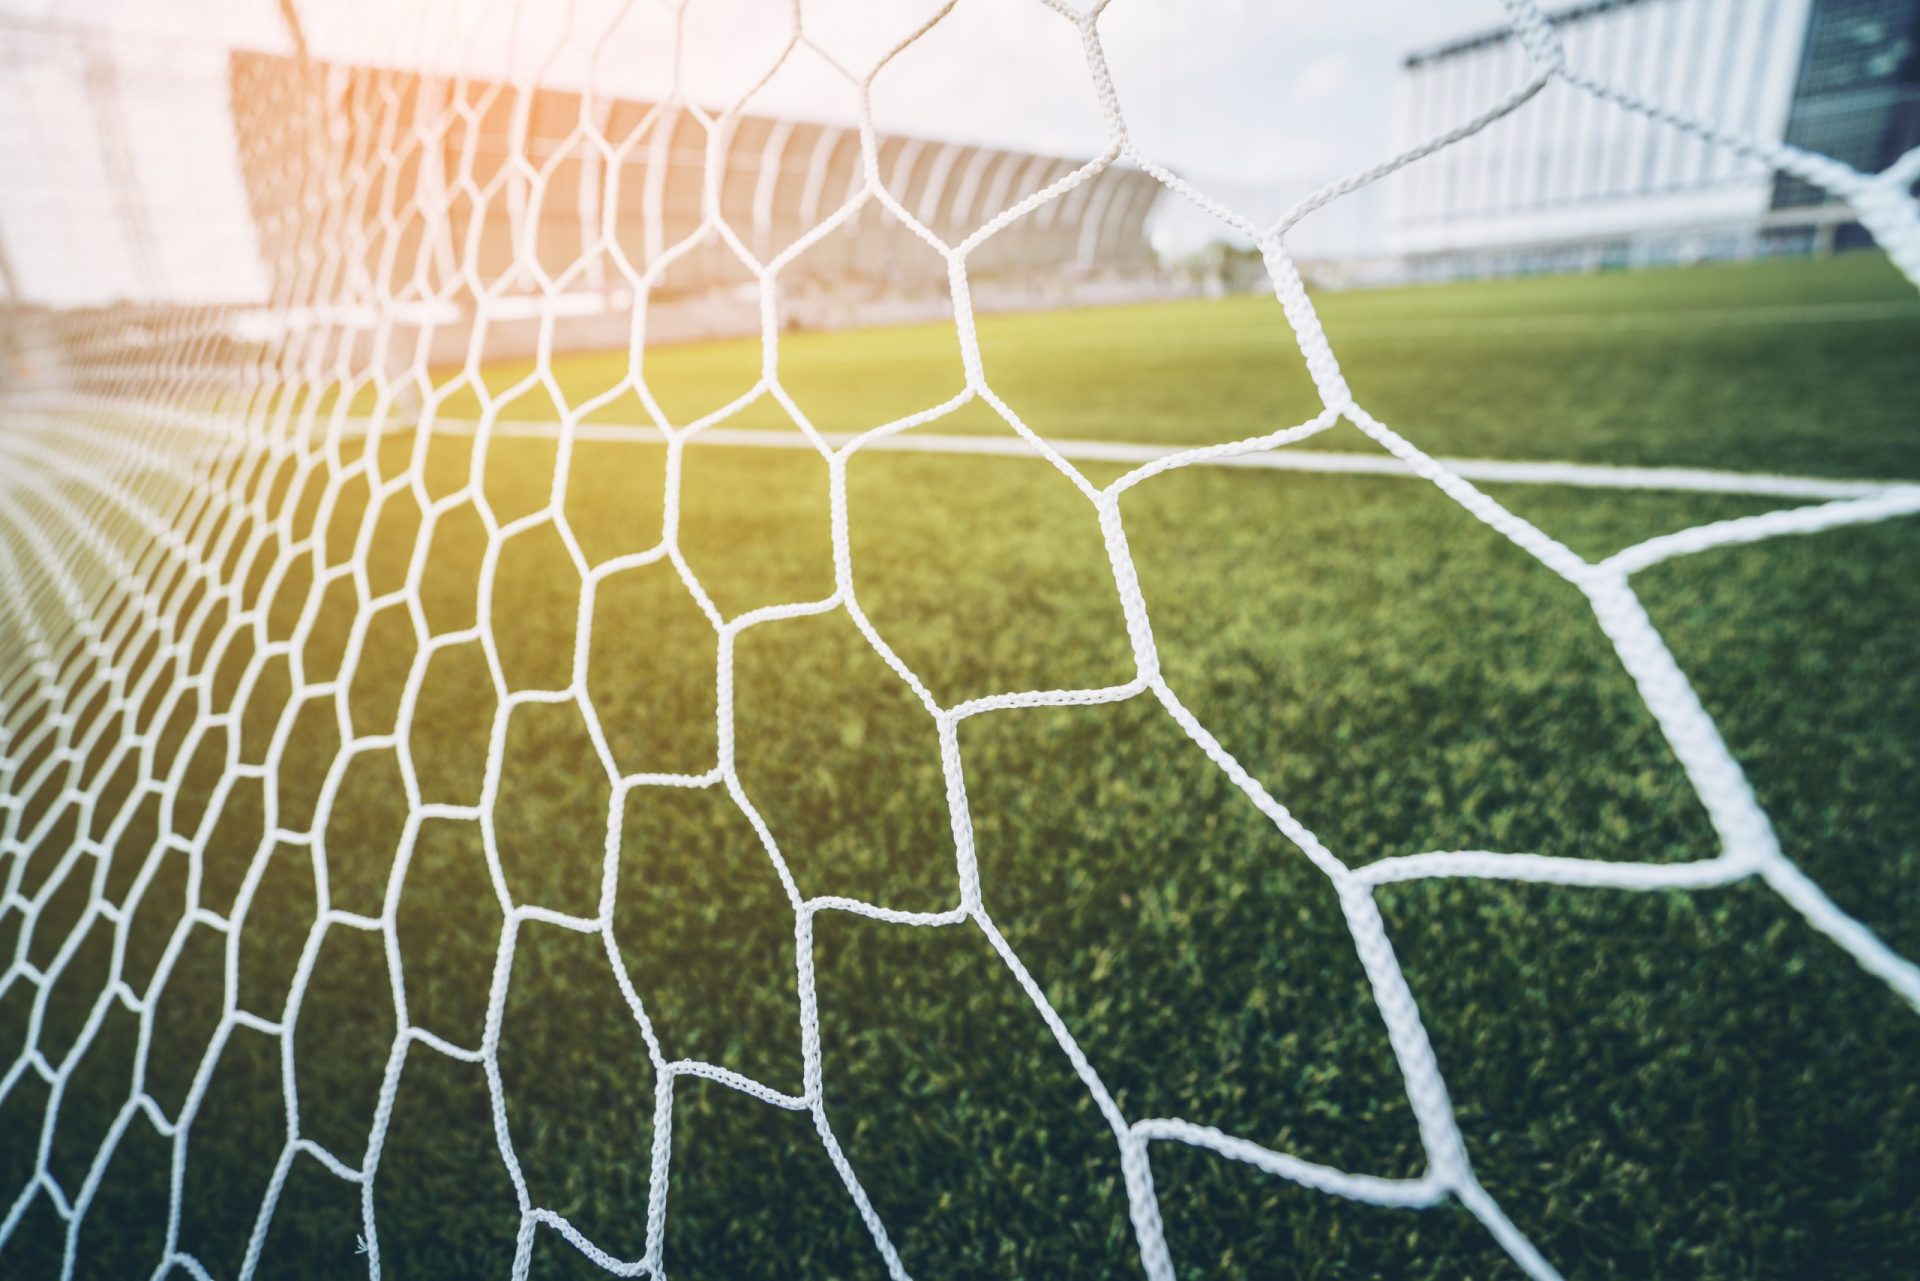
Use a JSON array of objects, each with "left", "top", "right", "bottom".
[
  {"left": 1388, "top": 0, "right": 1920, "bottom": 277},
  {"left": 226, "top": 48, "right": 1165, "bottom": 358},
  {"left": 0, "top": 2, "right": 1917, "bottom": 1280}
]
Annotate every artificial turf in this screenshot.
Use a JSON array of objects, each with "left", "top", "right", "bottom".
[{"left": 1, "top": 251, "right": 1916, "bottom": 1279}]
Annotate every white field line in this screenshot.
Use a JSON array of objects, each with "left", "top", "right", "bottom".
[
  {"left": 1287, "top": 297, "right": 1920, "bottom": 341},
  {"left": 762, "top": 298, "right": 1920, "bottom": 363},
  {"left": 444, "top": 418, "right": 1905, "bottom": 502},
  {"left": 2, "top": 396, "right": 1907, "bottom": 503}
]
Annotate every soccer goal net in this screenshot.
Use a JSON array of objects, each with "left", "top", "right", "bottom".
[{"left": 2, "top": 1, "right": 1918, "bottom": 1278}]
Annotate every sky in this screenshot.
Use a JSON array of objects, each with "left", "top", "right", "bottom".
[{"left": 0, "top": 0, "right": 1505, "bottom": 305}]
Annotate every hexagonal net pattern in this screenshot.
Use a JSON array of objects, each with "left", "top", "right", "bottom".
[{"left": 2, "top": 2, "right": 1919, "bottom": 1279}]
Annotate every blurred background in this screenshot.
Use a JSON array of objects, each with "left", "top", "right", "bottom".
[{"left": 1, "top": 0, "right": 1913, "bottom": 320}]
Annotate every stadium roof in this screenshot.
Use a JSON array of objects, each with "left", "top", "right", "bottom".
[{"left": 1403, "top": 0, "right": 1658, "bottom": 68}]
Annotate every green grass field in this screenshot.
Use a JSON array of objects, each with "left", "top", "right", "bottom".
[{"left": 3, "top": 252, "right": 1918, "bottom": 1280}]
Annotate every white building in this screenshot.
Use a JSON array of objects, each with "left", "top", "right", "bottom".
[{"left": 1384, "top": 0, "right": 1916, "bottom": 279}]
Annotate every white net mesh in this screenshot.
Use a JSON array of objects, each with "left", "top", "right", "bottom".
[{"left": 3, "top": 1, "right": 1919, "bottom": 1278}]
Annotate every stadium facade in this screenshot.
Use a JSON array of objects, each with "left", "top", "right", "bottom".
[
  {"left": 1386, "top": 0, "right": 1920, "bottom": 280},
  {"left": 225, "top": 50, "right": 1163, "bottom": 357}
]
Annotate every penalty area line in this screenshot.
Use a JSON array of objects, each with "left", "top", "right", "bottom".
[
  {"left": 2, "top": 398, "right": 1903, "bottom": 504},
  {"left": 455, "top": 419, "right": 1905, "bottom": 502}
]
